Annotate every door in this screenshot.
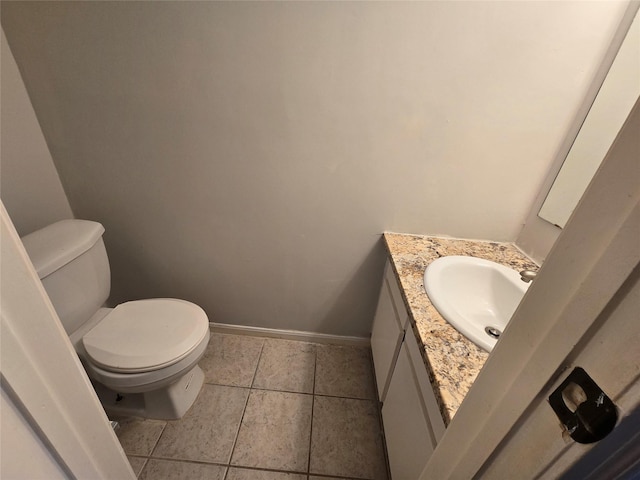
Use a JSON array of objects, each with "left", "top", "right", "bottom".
[{"left": 0, "top": 203, "right": 135, "bottom": 479}]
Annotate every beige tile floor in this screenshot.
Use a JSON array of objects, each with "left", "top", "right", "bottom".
[{"left": 116, "top": 333, "right": 389, "bottom": 480}]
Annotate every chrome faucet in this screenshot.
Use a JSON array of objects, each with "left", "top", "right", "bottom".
[{"left": 520, "top": 270, "right": 537, "bottom": 283}]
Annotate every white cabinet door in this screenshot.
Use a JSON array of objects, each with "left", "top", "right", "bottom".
[
  {"left": 371, "top": 262, "right": 404, "bottom": 402},
  {"left": 382, "top": 343, "right": 435, "bottom": 480},
  {"left": 403, "top": 319, "right": 446, "bottom": 443},
  {"left": 382, "top": 346, "right": 433, "bottom": 480}
]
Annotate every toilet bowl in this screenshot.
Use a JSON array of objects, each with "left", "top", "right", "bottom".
[{"left": 21, "top": 219, "right": 210, "bottom": 420}]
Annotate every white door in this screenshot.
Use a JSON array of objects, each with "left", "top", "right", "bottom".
[{"left": 0, "top": 203, "right": 135, "bottom": 479}]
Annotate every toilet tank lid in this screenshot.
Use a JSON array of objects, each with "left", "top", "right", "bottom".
[{"left": 21, "top": 219, "right": 105, "bottom": 279}]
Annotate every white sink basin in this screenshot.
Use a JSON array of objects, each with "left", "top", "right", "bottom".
[{"left": 423, "top": 256, "right": 530, "bottom": 352}]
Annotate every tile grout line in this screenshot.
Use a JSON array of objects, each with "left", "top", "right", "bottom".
[
  {"left": 134, "top": 419, "right": 168, "bottom": 478},
  {"left": 136, "top": 455, "right": 364, "bottom": 480},
  {"left": 147, "top": 421, "right": 169, "bottom": 460},
  {"left": 312, "top": 343, "right": 382, "bottom": 480},
  {"left": 216, "top": 463, "right": 332, "bottom": 477},
  {"left": 134, "top": 457, "right": 148, "bottom": 479},
  {"left": 313, "top": 392, "right": 378, "bottom": 402},
  {"left": 308, "top": 474, "right": 368, "bottom": 480},
  {"left": 136, "top": 455, "right": 366, "bottom": 480},
  {"left": 202, "top": 380, "right": 378, "bottom": 402},
  {"left": 222, "top": 338, "right": 266, "bottom": 480},
  {"left": 144, "top": 454, "right": 229, "bottom": 468}
]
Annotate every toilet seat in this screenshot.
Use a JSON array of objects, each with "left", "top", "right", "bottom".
[
  {"left": 83, "top": 299, "right": 209, "bottom": 374},
  {"left": 84, "top": 332, "right": 209, "bottom": 393}
]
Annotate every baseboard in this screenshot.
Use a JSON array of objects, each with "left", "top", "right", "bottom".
[{"left": 210, "top": 322, "right": 371, "bottom": 347}]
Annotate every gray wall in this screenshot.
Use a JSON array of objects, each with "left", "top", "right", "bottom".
[
  {"left": 1, "top": 1, "right": 628, "bottom": 336},
  {"left": 1, "top": 30, "right": 73, "bottom": 236}
]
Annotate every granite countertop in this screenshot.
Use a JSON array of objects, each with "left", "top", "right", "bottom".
[{"left": 382, "top": 232, "right": 538, "bottom": 426}]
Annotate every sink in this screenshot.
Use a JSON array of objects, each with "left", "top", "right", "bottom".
[{"left": 423, "top": 256, "right": 530, "bottom": 352}]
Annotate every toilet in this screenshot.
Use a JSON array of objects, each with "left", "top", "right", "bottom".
[{"left": 21, "top": 219, "right": 210, "bottom": 420}]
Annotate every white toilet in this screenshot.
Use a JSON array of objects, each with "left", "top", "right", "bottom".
[{"left": 21, "top": 219, "right": 210, "bottom": 420}]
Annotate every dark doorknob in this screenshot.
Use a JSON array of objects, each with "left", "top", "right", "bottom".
[{"left": 549, "top": 367, "right": 618, "bottom": 444}]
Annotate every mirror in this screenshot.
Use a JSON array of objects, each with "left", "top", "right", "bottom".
[{"left": 538, "top": 11, "right": 639, "bottom": 228}]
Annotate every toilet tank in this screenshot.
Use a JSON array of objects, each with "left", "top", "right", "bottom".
[{"left": 21, "top": 219, "right": 111, "bottom": 336}]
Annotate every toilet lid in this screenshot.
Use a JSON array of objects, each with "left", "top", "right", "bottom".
[{"left": 83, "top": 299, "right": 209, "bottom": 373}]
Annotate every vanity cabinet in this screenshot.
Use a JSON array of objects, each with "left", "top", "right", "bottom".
[{"left": 371, "top": 260, "right": 446, "bottom": 479}]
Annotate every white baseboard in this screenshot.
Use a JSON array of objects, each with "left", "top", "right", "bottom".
[{"left": 210, "top": 322, "right": 371, "bottom": 347}]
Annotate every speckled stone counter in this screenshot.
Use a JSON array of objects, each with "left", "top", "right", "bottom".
[{"left": 383, "top": 233, "right": 538, "bottom": 426}]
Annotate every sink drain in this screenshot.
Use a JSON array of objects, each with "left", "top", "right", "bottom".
[{"left": 485, "top": 326, "right": 502, "bottom": 339}]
